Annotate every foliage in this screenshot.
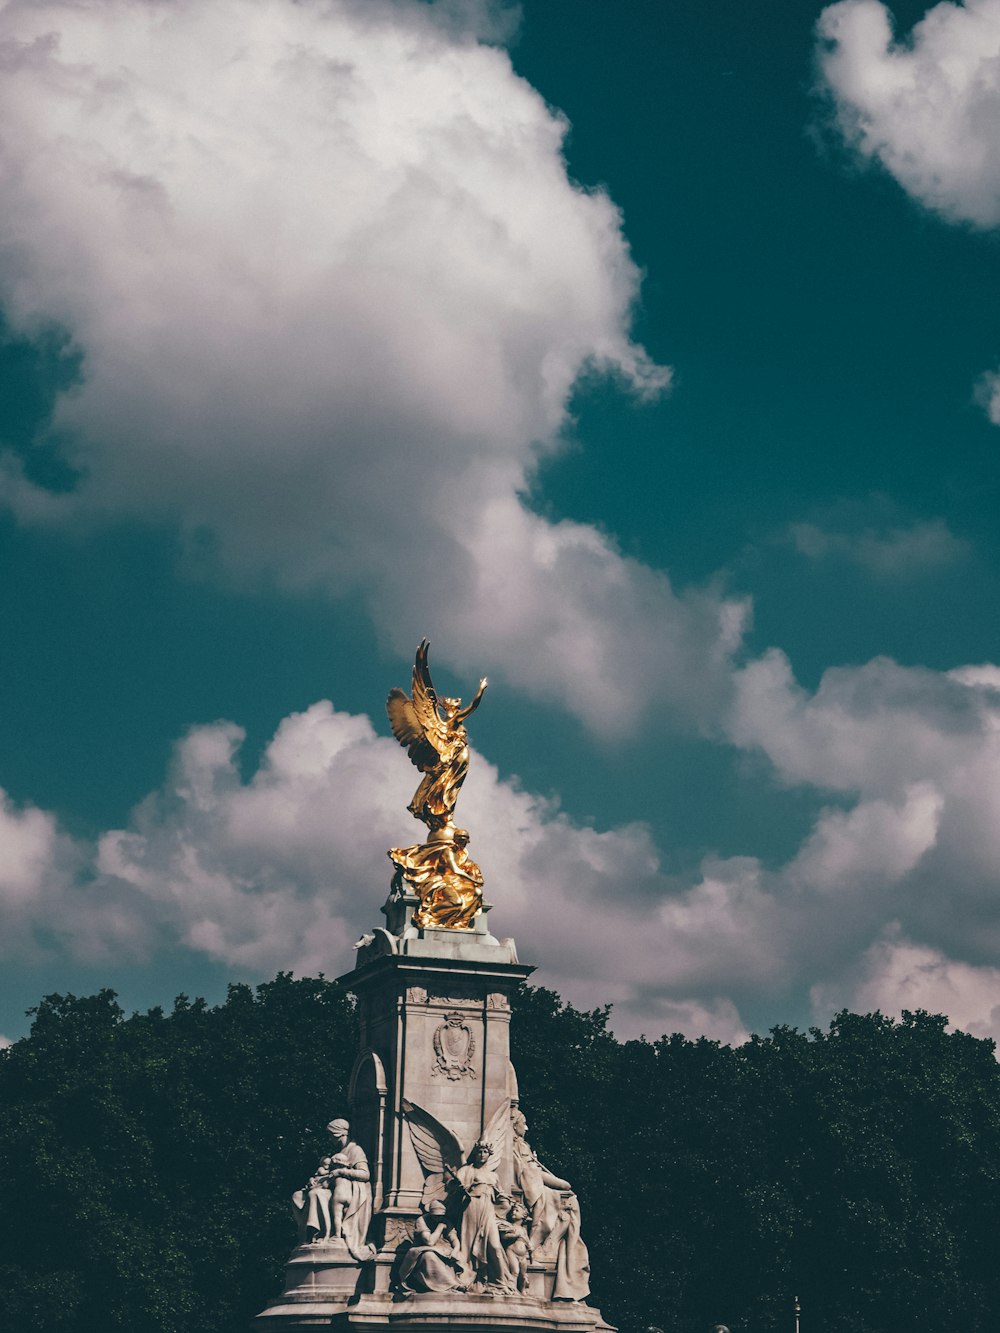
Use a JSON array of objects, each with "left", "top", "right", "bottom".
[
  {"left": 0, "top": 975, "right": 356, "bottom": 1333},
  {"left": 2, "top": 979, "right": 999, "bottom": 1333},
  {"left": 511, "top": 996, "right": 1000, "bottom": 1333}
]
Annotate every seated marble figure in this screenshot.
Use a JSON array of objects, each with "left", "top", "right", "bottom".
[
  {"left": 291, "top": 1118, "right": 374, "bottom": 1261},
  {"left": 398, "top": 1201, "right": 466, "bottom": 1293}
]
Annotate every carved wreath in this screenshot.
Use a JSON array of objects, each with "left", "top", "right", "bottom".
[{"left": 432, "top": 1012, "right": 476, "bottom": 1080}]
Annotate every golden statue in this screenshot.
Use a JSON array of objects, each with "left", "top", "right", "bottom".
[
  {"left": 386, "top": 641, "right": 487, "bottom": 930},
  {"left": 388, "top": 826, "right": 484, "bottom": 930}
]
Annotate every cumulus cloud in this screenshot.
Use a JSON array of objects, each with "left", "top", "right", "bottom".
[
  {"left": 0, "top": 787, "right": 80, "bottom": 959},
  {"left": 729, "top": 650, "right": 988, "bottom": 795},
  {"left": 816, "top": 0, "right": 1000, "bottom": 228},
  {"left": 720, "top": 650, "right": 1000, "bottom": 1036},
  {"left": 0, "top": 784, "right": 152, "bottom": 964},
  {"left": 0, "top": 698, "right": 739, "bottom": 1042},
  {"left": 789, "top": 517, "right": 968, "bottom": 576},
  {"left": 6, "top": 669, "right": 1000, "bottom": 1041},
  {"left": 632, "top": 996, "right": 749, "bottom": 1048},
  {"left": 0, "top": 0, "right": 745, "bottom": 732},
  {"left": 4, "top": 0, "right": 1000, "bottom": 1049},
  {"left": 817, "top": 2, "right": 1000, "bottom": 428},
  {"left": 812, "top": 925, "right": 1000, "bottom": 1041}
]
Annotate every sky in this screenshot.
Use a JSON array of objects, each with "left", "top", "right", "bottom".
[{"left": 2, "top": 0, "right": 1000, "bottom": 1046}]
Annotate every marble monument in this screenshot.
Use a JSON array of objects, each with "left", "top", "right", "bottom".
[{"left": 255, "top": 643, "right": 614, "bottom": 1333}]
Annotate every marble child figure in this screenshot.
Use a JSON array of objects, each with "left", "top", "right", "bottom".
[
  {"left": 296, "top": 1155, "right": 336, "bottom": 1242},
  {"left": 499, "top": 1201, "right": 533, "bottom": 1293}
]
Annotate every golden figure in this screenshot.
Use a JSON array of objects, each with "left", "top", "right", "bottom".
[
  {"left": 388, "top": 826, "right": 484, "bottom": 930},
  {"left": 387, "top": 639, "right": 487, "bottom": 832},
  {"left": 386, "top": 641, "right": 487, "bottom": 929}
]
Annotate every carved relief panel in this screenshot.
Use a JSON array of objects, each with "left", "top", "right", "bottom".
[{"left": 431, "top": 1012, "right": 477, "bottom": 1080}]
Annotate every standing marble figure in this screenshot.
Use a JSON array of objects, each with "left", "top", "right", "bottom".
[{"left": 448, "top": 1141, "right": 514, "bottom": 1294}]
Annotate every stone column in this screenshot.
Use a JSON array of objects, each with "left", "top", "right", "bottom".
[{"left": 339, "top": 924, "right": 532, "bottom": 1294}]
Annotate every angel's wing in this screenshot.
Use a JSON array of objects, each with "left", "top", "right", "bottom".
[
  {"left": 386, "top": 642, "right": 442, "bottom": 771},
  {"left": 482, "top": 1097, "right": 511, "bottom": 1175},
  {"left": 401, "top": 1098, "right": 466, "bottom": 1205},
  {"left": 411, "top": 639, "right": 439, "bottom": 721}
]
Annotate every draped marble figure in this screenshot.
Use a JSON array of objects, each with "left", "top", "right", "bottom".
[
  {"left": 448, "top": 1141, "right": 514, "bottom": 1294},
  {"left": 291, "top": 1119, "right": 374, "bottom": 1262},
  {"left": 397, "top": 1202, "right": 465, "bottom": 1294}
]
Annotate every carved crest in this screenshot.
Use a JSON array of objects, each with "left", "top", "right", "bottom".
[{"left": 432, "top": 1012, "right": 476, "bottom": 1080}]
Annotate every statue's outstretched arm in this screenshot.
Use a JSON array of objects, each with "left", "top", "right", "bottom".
[{"left": 455, "top": 678, "right": 487, "bottom": 724}]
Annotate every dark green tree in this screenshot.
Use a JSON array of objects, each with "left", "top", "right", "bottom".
[
  {"left": 3, "top": 982, "right": 1000, "bottom": 1333},
  {"left": 0, "top": 975, "right": 356, "bottom": 1333}
]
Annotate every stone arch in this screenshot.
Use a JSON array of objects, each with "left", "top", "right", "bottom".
[{"left": 348, "top": 1047, "right": 388, "bottom": 1212}]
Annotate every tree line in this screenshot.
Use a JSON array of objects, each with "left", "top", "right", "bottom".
[{"left": 1, "top": 975, "right": 998, "bottom": 1333}]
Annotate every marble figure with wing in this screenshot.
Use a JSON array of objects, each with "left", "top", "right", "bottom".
[{"left": 401, "top": 1098, "right": 514, "bottom": 1293}]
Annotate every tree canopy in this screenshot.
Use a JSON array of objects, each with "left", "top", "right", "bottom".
[{"left": 1, "top": 978, "right": 998, "bottom": 1333}]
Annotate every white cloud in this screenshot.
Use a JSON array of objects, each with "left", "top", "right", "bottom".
[
  {"left": 657, "top": 857, "right": 786, "bottom": 991},
  {"left": 633, "top": 995, "right": 750, "bottom": 1047},
  {"left": 4, "top": 665, "right": 1000, "bottom": 1042},
  {"left": 728, "top": 649, "right": 986, "bottom": 796},
  {"left": 2, "top": 0, "right": 999, "bottom": 1046},
  {"left": 817, "top": 2, "right": 1000, "bottom": 428},
  {"left": 812, "top": 925, "right": 1000, "bottom": 1042},
  {"left": 0, "top": 784, "right": 149, "bottom": 964},
  {"left": 789, "top": 517, "right": 968, "bottom": 576},
  {"left": 817, "top": 0, "right": 1000, "bottom": 227},
  {"left": 724, "top": 649, "right": 1000, "bottom": 1020},
  {"left": 974, "top": 365, "right": 1000, "bottom": 425},
  {"left": 0, "top": 787, "right": 79, "bottom": 960},
  {"left": 0, "top": 1035, "right": 12, "bottom": 1049},
  {"left": 65, "top": 658, "right": 1000, "bottom": 1045},
  {"left": 0, "top": 0, "right": 744, "bottom": 733},
  {"left": 786, "top": 782, "right": 943, "bottom": 894},
  {"left": 0, "top": 790, "right": 62, "bottom": 909},
  {"left": 87, "top": 700, "right": 760, "bottom": 1036}
]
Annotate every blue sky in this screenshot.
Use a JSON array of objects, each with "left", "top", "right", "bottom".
[{"left": 2, "top": 0, "right": 1000, "bottom": 1044}]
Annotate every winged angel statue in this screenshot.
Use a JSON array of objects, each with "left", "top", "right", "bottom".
[
  {"left": 386, "top": 642, "right": 488, "bottom": 930},
  {"left": 401, "top": 1097, "right": 515, "bottom": 1292}
]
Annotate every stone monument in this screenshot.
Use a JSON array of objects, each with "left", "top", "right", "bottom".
[{"left": 256, "top": 641, "right": 614, "bottom": 1333}]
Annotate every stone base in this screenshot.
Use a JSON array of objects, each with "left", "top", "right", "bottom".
[
  {"left": 255, "top": 1245, "right": 614, "bottom": 1333},
  {"left": 255, "top": 1239, "right": 371, "bottom": 1319},
  {"left": 255, "top": 1288, "right": 615, "bottom": 1333}
]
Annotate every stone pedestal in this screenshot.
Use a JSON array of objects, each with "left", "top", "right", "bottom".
[
  {"left": 255, "top": 903, "right": 615, "bottom": 1333},
  {"left": 259, "top": 1290, "right": 615, "bottom": 1332}
]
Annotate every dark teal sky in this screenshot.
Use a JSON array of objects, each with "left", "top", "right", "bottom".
[
  {"left": 519, "top": 0, "right": 1000, "bottom": 663},
  {"left": 1, "top": 0, "right": 998, "bottom": 1043}
]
